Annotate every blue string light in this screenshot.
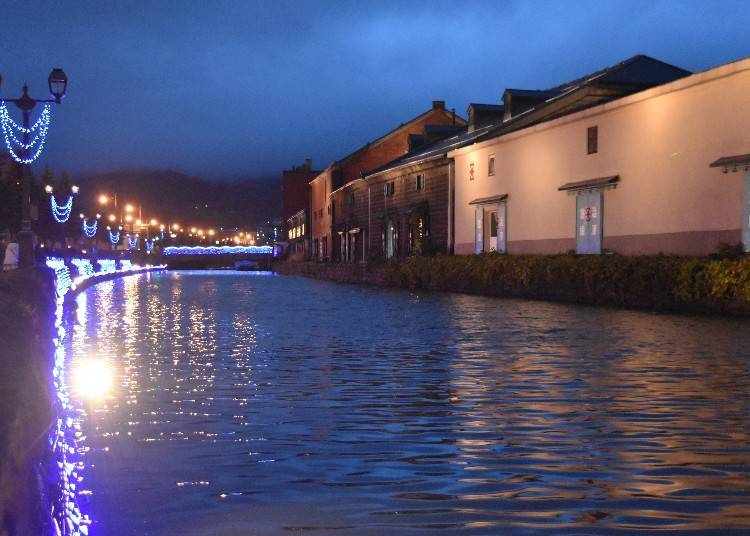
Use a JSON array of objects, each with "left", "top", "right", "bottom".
[
  {"left": 96, "top": 259, "right": 116, "bottom": 274},
  {"left": 82, "top": 219, "right": 97, "bottom": 238},
  {"left": 108, "top": 229, "right": 120, "bottom": 245},
  {"left": 163, "top": 245, "right": 273, "bottom": 255},
  {"left": 0, "top": 102, "right": 52, "bottom": 164},
  {"left": 127, "top": 235, "right": 138, "bottom": 249},
  {"left": 70, "top": 257, "right": 94, "bottom": 278},
  {"left": 50, "top": 195, "right": 73, "bottom": 223},
  {"left": 43, "top": 256, "right": 167, "bottom": 535},
  {"left": 145, "top": 240, "right": 154, "bottom": 253},
  {"left": 43, "top": 257, "right": 87, "bottom": 535}
]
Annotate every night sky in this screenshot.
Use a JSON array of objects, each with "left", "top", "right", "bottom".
[{"left": 1, "top": 0, "right": 748, "bottom": 180}]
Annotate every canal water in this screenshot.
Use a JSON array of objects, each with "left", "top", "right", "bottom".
[{"left": 66, "top": 271, "right": 750, "bottom": 535}]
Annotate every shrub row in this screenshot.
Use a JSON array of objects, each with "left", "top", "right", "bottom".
[{"left": 383, "top": 253, "right": 750, "bottom": 314}]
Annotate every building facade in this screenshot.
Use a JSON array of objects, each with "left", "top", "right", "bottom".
[
  {"left": 282, "top": 159, "right": 319, "bottom": 259},
  {"left": 310, "top": 101, "right": 462, "bottom": 261},
  {"left": 450, "top": 55, "right": 750, "bottom": 256}
]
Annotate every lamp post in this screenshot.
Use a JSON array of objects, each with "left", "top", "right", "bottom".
[{"left": 0, "top": 68, "right": 68, "bottom": 266}]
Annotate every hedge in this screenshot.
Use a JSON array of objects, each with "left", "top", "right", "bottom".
[{"left": 383, "top": 253, "right": 750, "bottom": 314}]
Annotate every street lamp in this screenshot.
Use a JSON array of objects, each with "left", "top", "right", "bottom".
[{"left": 0, "top": 68, "right": 68, "bottom": 266}]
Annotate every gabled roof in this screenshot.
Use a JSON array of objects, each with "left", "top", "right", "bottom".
[
  {"left": 364, "top": 125, "right": 489, "bottom": 178},
  {"left": 468, "top": 103, "right": 505, "bottom": 112},
  {"left": 475, "top": 54, "right": 691, "bottom": 145},
  {"left": 553, "top": 54, "right": 690, "bottom": 91},
  {"left": 504, "top": 89, "right": 560, "bottom": 100},
  {"left": 327, "top": 105, "right": 465, "bottom": 172}
]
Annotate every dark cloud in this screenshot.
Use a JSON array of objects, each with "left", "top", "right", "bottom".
[{"left": 0, "top": 0, "right": 747, "bottom": 179}]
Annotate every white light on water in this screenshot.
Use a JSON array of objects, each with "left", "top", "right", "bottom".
[{"left": 73, "top": 359, "right": 113, "bottom": 399}]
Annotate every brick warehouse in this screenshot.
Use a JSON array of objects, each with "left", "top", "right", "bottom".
[
  {"left": 282, "top": 159, "right": 320, "bottom": 260},
  {"left": 309, "top": 100, "right": 464, "bottom": 261}
]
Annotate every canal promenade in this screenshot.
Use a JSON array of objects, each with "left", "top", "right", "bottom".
[{"left": 0, "top": 259, "right": 164, "bottom": 536}]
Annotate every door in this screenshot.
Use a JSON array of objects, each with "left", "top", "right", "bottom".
[
  {"left": 743, "top": 173, "right": 750, "bottom": 251},
  {"left": 576, "top": 190, "right": 602, "bottom": 254},
  {"left": 386, "top": 220, "right": 395, "bottom": 258},
  {"left": 497, "top": 201, "right": 507, "bottom": 253},
  {"left": 474, "top": 205, "right": 484, "bottom": 254},
  {"left": 487, "top": 210, "right": 498, "bottom": 251}
]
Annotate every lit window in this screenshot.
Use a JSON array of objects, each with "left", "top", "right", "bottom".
[
  {"left": 384, "top": 181, "right": 395, "bottom": 197},
  {"left": 416, "top": 174, "right": 425, "bottom": 190},
  {"left": 488, "top": 154, "right": 495, "bottom": 176}
]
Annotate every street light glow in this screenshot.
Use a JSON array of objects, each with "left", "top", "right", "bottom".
[{"left": 98, "top": 194, "right": 109, "bottom": 205}]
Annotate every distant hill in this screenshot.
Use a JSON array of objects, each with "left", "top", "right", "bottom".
[{"left": 72, "top": 169, "right": 280, "bottom": 229}]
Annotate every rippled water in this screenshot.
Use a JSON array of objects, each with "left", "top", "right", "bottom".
[{"left": 66, "top": 271, "right": 750, "bottom": 535}]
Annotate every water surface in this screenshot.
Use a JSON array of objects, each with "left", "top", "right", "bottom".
[{"left": 67, "top": 271, "right": 750, "bottom": 534}]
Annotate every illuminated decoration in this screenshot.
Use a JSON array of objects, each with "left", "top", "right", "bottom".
[
  {"left": 108, "top": 229, "right": 120, "bottom": 245},
  {"left": 43, "top": 256, "right": 166, "bottom": 535},
  {"left": 145, "top": 240, "right": 154, "bottom": 253},
  {"left": 44, "top": 257, "right": 87, "bottom": 535},
  {"left": 82, "top": 218, "right": 98, "bottom": 238},
  {"left": 0, "top": 102, "right": 52, "bottom": 164},
  {"left": 50, "top": 195, "right": 74, "bottom": 223},
  {"left": 97, "top": 259, "right": 116, "bottom": 274},
  {"left": 163, "top": 245, "right": 273, "bottom": 255},
  {"left": 127, "top": 234, "right": 138, "bottom": 249},
  {"left": 120, "top": 259, "right": 132, "bottom": 270},
  {"left": 70, "top": 258, "right": 94, "bottom": 278}
]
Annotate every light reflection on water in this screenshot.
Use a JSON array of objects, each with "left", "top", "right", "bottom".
[{"left": 67, "top": 271, "right": 750, "bottom": 534}]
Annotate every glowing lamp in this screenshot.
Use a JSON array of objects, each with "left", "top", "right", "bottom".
[
  {"left": 45, "top": 184, "right": 53, "bottom": 193},
  {"left": 47, "top": 68, "right": 68, "bottom": 103}
]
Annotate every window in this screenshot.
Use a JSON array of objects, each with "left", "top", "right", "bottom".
[
  {"left": 384, "top": 181, "right": 395, "bottom": 197},
  {"left": 347, "top": 192, "right": 356, "bottom": 207},
  {"left": 416, "top": 174, "right": 425, "bottom": 191},
  {"left": 327, "top": 204, "right": 331, "bottom": 215},
  {"left": 488, "top": 154, "right": 495, "bottom": 176},
  {"left": 587, "top": 126, "right": 598, "bottom": 154}
]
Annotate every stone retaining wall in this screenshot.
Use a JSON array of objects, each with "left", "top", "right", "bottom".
[{"left": 0, "top": 268, "right": 56, "bottom": 535}]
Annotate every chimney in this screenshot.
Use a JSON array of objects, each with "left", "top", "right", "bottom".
[
  {"left": 432, "top": 100, "right": 445, "bottom": 110},
  {"left": 304, "top": 158, "right": 312, "bottom": 171}
]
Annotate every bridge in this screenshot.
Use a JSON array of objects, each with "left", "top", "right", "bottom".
[{"left": 161, "top": 245, "right": 275, "bottom": 270}]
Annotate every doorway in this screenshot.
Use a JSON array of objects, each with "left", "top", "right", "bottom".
[{"left": 575, "top": 190, "right": 602, "bottom": 254}]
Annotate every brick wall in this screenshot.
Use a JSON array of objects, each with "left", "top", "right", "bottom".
[
  {"left": 310, "top": 104, "right": 461, "bottom": 259},
  {"left": 367, "top": 158, "right": 452, "bottom": 259},
  {"left": 282, "top": 169, "right": 318, "bottom": 223}
]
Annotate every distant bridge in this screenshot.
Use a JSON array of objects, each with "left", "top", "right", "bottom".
[{"left": 161, "top": 245, "right": 275, "bottom": 270}]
